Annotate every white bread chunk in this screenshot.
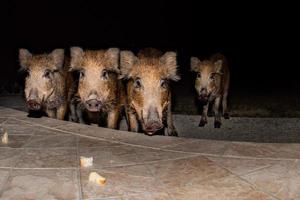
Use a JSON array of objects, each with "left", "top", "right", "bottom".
[
  {"left": 80, "top": 156, "right": 93, "bottom": 167},
  {"left": 1, "top": 131, "right": 8, "bottom": 144},
  {"left": 89, "top": 172, "right": 106, "bottom": 186}
]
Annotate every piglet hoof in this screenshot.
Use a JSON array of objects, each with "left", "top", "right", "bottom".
[
  {"left": 168, "top": 128, "right": 178, "bottom": 137},
  {"left": 214, "top": 121, "right": 221, "bottom": 128},
  {"left": 169, "top": 131, "right": 178, "bottom": 137},
  {"left": 223, "top": 113, "right": 230, "bottom": 119},
  {"left": 198, "top": 120, "right": 207, "bottom": 127}
]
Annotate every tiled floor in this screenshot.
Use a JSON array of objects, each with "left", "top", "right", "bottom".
[{"left": 0, "top": 106, "right": 299, "bottom": 200}]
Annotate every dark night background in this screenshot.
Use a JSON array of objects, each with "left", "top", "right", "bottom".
[{"left": 1, "top": 1, "right": 299, "bottom": 116}]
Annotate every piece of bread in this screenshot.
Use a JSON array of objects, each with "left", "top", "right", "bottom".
[
  {"left": 89, "top": 172, "right": 106, "bottom": 186},
  {"left": 1, "top": 131, "right": 8, "bottom": 144},
  {"left": 80, "top": 156, "right": 93, "bottom": 167}
]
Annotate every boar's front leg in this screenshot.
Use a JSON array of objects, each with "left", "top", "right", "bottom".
[
  {"left": 75, "top": 106, "right": 85, "bottom": 124},
  {"left": 222, "top": 91, "right": 230, "bottom": 119},
  {"left": 214, "top": 97, "right": 222, "bottom": 128},
  {"left": 56, "top": 103, "right": 67, "bottom": 120},
  {"left": 46, "top": 109, "right": 56, "bottom": 118},
  {"left": 69, "top": 102, "right": 78, "bottom": 122},
  {"left": 107, "top": 108, "right": 120, "bottom": 129},
  {"left": 127, "top": 109, "right": 139, "bottom": 132},
  {"left": 166, "top": 100, "right": 178, "bottom": 136},
  {"left": 199, "top": 104, "right": 208, "bottom": 127}
]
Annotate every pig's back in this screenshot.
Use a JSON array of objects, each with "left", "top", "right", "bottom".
[{"left": 210, "top": 53, "right": 230, "bottom": 93}]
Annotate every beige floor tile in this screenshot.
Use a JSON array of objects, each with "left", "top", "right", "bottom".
[
  {"left": 0, "top": 135, "right": 32, "bottom": 148},
  {"left": 101, "top": 164, "right": 154, "bottom": 178},
  {"left": 0, "top": 148, "right": 21, "bottom": 167},
  {"left": 207, "top": 156, "right": 279, "bottom": 176},
  {"left": 2, "top": 118, "right": 33, "bottom": 126},
  {"left": 23, "top": 135, "right": 77, "bottom": 148},
  {"left": 0, "top": 124, "right": 35, "bottom": 135},
  {"left": 269, "top": 143, "right": 300, "bottom": 159},
  {"left": 166, "top": 139, "right": 230, "bottom": 155},
  {"left": 169, "top": 176, "right": 276, "bottom": 200},
  {"left": 78, "top": 137, "right": 120, "bottom": 148},
  {"left": 0, "top": 107, "right": 27, "bottom": 117},
  {"left": 79, "top": 145, "right": 190, "bottom": 169},
  {"left": 134, "top": 146, "right": 192, "bottom": 164},
  {"left": 80, "top": 169, "right": 165, "bottom": 199},
  {"left": 0, "top": 169, "right": 10, "bottom": 192},
  {"left": 148, "top": 155, "right": 231, "bottom": 190},
  {"left": 0, "top": 169, "right": 79, "bottom": 200},
  {"left": 79, "top": 145, "right": 139, "bottom": 168},
  {"left": 16, "top": 115, "right": 71, "bottom": 127},
  {"left": 223, "top": 142, "right": 280, "bottom": 158},
  {"left": 242, "top": 160, "right": 300, "bottom": 200},
  {"left": 121, "top": 192, "right": 171, "bottom": 200},
  {"left": 0, "top": 118, "right": 8, "bottom": 124},
  {"left": 15, "top": 148, "right": 77, "bottom": 168},
  {"left": 116, "top": 134, "right": 192, "bottom": 148}
]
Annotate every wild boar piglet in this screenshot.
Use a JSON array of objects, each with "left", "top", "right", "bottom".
[
  {"left": 120, "top": 48, "right": 180, "bottom": 136},
  {"left": 19, "top": 49, "right": 71, "bottom": 119},
  {"left": 70, "top": 47, "right": 123, "bottom": 129},
  {"left": 191, "top": 53, "right": 230, "bottom": 128}
]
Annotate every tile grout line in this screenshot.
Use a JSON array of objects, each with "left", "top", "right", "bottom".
[
  {"left": 0, "top": 167, "right": 12, "bottom": 197},
  {"left": 93, "top": 154, "right": 201, "bottom": 171},
  {"left": 8, "top": 167, "right": 77, "bottom": 170},
  {"left": 205, "top": 156, "right": 283, "bottom": 200},
  {"left": 160, "top": 139, "right": 196, "bottom": 148},
  {"left": 238, "top": 174, "right": 283, "bottom": 200},
  {"left": 0, "top": 146, "right": 77, "bottom": 150},
  {"left": 235, "top": 174, "right": 283, "bottom": 200},
  {"left": 76, "top": 136, "right": 84, "bottom": 200},
  {"left": 0, "top": 119, "right": 8, "bottom": 126},
  {"left": 20, "top": 132, "right": 36, "bottom": 149},
  {"left": 143, "top": 164, "right": 176, "bottom": 200},
  {"left": 83, "top": 195, "right": 122, "bottom": 200}
]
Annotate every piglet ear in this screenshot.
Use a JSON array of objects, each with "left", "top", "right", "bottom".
[
  {"left": 160, "top": 51, "right": 180, "bottom": 81},
  {"left": 70, "top": 47, "right": 84, "bottom": 70},
  {"left": 120, "top": 51, "right": 137, "bottom": 79},
  {"left": 214, "top": 59, "right": 223, "bottom": 73},
  {"left": 190, "top": 57, "right": 200, "bottom": 72},
  {"left": 19, "top": 49, "right": 32, "bottom": 69},
  {"left": 50, "top": 49, "right": 65, "bottom": 69},
  {"left": 105, "top": 48, "right": 120, "bottom": 73}
]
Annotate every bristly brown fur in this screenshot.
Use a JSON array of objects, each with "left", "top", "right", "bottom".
[
  {"left": 70, "top": 47, "right": 120, "bottom": 73},
  {"left": 120, "top": 48, "right": 180, "bottom": 81}
]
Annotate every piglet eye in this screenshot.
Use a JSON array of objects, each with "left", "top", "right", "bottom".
[
  {"left": 23, "top": 69, "right": 30, "bottom": 77},
  {"left": 160, "top": 79, "right": 168, "bottom": 89},
  {"left": 79, "top": 71, "right": 85, "bottom": 79},
  {"left": 44, "top": 70, "right": 51, "bottom": 78},
  {"left": 210, "top": 73, "right": 215, "bottom": 80},
  {"left": 134, "top": 78, "right": 142, "bottom": 89},
  {"left": 197, "top": 73, "right": 201, "bottom": 78},
  {"left": 102, "top": 70, "right": 108, "bottom": 79}
]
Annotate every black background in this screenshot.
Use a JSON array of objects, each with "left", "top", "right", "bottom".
[{"left": 1, "top": 0, "right": 299, "bottom": 93}]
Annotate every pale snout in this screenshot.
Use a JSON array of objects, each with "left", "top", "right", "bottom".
[
  {"left": 84, "top": 91, "right": 102, "bottom": 112},
  {"left": 144, "top": 106, "right": 164, "bottom": 135},
  {"left": 85, "top": 99, "right": 102, "bottom": 112},
  {"left": 198, "top": 88, "right": 209, "bottom": 103},
  {"left": 26, "top": 88, "right": 42, "bottom": 110}
]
